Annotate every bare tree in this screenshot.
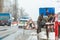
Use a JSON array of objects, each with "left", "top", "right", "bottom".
[
  {"left": 20, "top": 8, "right": 25, "bottom": 17},
  {"left": 12, "top": 4, "right": 18, "bottom": 21}
]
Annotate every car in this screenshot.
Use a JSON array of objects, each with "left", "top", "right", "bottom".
[{"left": 18, "top": 16, "right": 30, "bottom": 28}]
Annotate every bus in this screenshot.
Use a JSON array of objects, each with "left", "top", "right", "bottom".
[{"left": 0, "top": 13, "right": 12, "bottom": 26}]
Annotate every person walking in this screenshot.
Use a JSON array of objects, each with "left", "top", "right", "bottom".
[{"left": 37, "top": 14, "right": 45, "bottom": 40}]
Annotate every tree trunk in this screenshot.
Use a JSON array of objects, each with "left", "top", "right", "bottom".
[{"left": 0, "top": 0, "right": 3, "bottom": 12}]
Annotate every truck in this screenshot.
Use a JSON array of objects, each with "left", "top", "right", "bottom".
[{"left": 0, "top": 13, "right": 12, "bottom": 26}]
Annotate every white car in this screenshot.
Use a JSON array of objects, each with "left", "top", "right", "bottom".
[{"left": 18, "top": 16, "right": 30, "bottom": 28}]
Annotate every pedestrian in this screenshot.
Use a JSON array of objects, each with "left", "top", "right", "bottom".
[{"left": 37, "top": 15, "right": 42, "bottom": 40}]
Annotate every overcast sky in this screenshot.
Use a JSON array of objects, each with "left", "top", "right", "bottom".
[{"left": 17, "top": 0, "right": 59, "bottom": 21}]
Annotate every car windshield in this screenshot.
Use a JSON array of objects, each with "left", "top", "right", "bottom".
[
  {"left": 20, "top": 20, "right": 27, "bottom": 22},
  {"left": 0, "top": 16, "right": 10, "bottom": 20}
]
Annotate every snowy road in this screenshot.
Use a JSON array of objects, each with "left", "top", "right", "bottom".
[
  {"left": 3, "top": 29, "right": 37, "bottom": 40},
  {"left": 0, "top": 26, "right": 55, "bottom": 40}
]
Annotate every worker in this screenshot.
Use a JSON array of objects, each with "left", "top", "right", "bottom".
[{"left": 37, "top": 14, "right": 46, "bottom": 40}]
